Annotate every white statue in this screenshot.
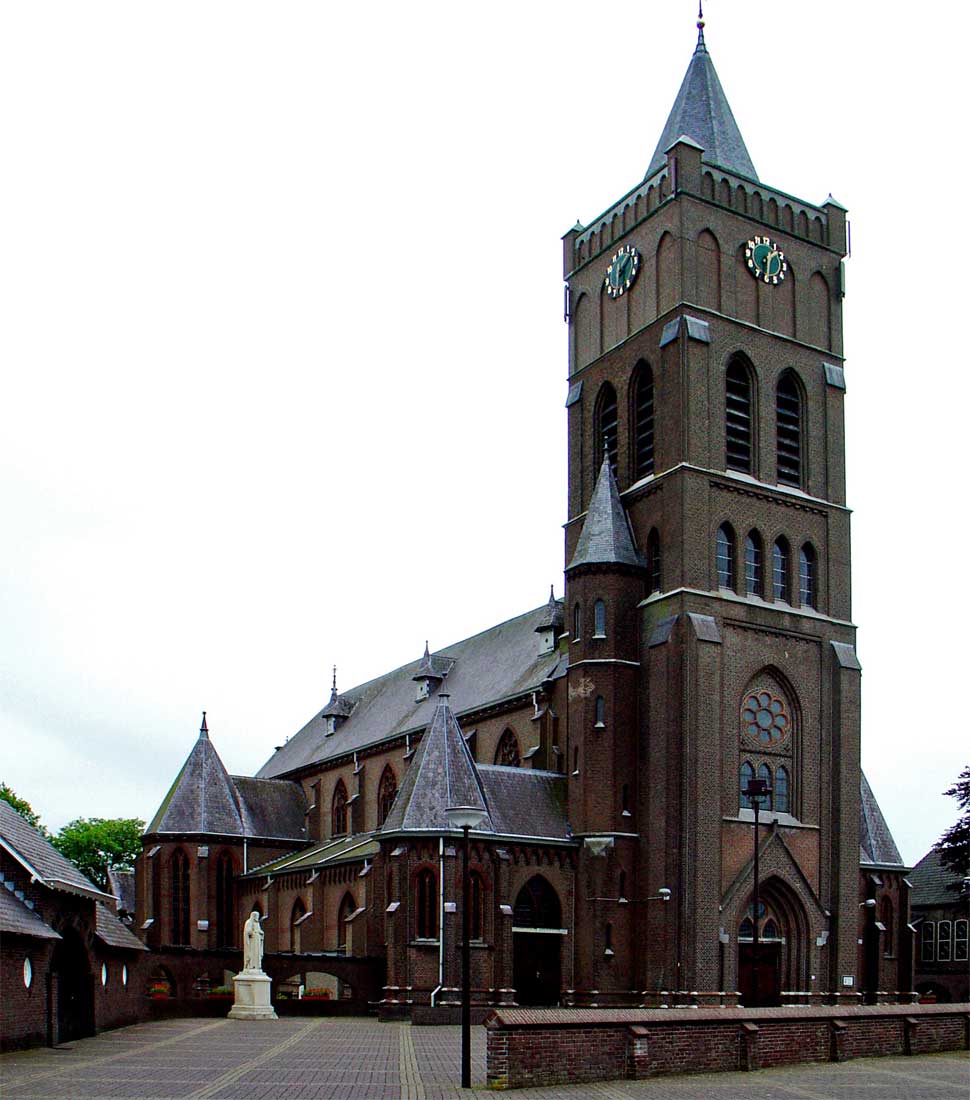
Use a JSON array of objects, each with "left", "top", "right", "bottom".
[{"left": 243, "top": 911, "right": 264, "bottom": 972}]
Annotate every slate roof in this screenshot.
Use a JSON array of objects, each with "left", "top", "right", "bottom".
[
  {"left": 95, "top": 902, "right": 148, "bottom": 951},
  {"left": 477, "top": 767, "right": 570, "bottom": 842},
  {"left": 258, "top": 602, "right": 562, "bottom": 780},
  {"left": 0, "top": 800, "right": 113, "bottom": 902},
  {"left": 646, "top": 23, "right": 757, "bottom": 181},
  {"left": 0, "top": 884, "right": 60, "bottom": 940},
  {"left": 535, "top": 588, "right": 564, "bottom": 633},
  {"left": 859, "top": 772, "right": 905, "bottom": 867},
  {"left": 380, "top": 691, "right": 493, "bottom": 835},
  {"left": 147, "top": 719, "right": 306, "bottom": 841},
  {"left": 909, "top": 848, "right": 965, "bottom": 908},
  {"left": 107, "top": 869, "right": 136, "bottom": 914},
  {"left": 567, "top": 454, "right": 642, "bottom": 571}
]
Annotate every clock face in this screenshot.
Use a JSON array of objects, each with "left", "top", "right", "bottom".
[
  {"left": 745, "top": 236, "right": 787, "bottom": 284},
  {"left": 605, "top": 245, "right": 640, "bottom": 298}
]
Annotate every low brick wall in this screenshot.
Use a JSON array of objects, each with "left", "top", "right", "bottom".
[{"left": 484, "top": 1004, "right": 970, "bottom": 1090}]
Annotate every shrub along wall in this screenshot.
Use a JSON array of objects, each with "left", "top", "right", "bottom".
[{"left": 484, "top": 1004, "right": 970, "bottom": 1090}]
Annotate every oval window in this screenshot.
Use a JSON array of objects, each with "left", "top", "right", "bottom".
[
  {"left": 122, "top": 964, "right": 128, "bottom": 987},
  {"left": 101, "top": 963, "right": 108, "bottom": 986},
  {"left": 24, "top": 956, "right": 33, "bottom": 988}
]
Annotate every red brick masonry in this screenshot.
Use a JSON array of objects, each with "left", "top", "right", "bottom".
[{"left": 484, "top": 1004, "right": 970, "bottom": 1090}]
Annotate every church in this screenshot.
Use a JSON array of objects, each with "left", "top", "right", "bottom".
[{"left": 135, "top": 13, "right": 911, "bottom": 1014}]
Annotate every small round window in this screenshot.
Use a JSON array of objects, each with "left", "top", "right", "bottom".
[
  {"left": 101, "top": 963, "right": 108, "bottom": 987},
  {"left": 742, "top": 691, "right": 790, "bottom": 746},
  {"left": 23, "top": 957, "right": 33, "bottom": 988}
]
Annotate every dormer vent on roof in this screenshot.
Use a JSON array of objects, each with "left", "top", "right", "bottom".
[
  {"left": 322, "top": 666, "right": 354, "bottom": 735},
  {"left": 412, "top": 641, "right": 456, "bottom": 702},
  {"left": 534, "top": 585, "right": 564, "bottom": 655}
]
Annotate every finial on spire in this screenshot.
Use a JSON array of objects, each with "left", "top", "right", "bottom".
[
  {"left": 200, "top": 710, "right": 209, "bottom": 739},
  {"left": 549, "top": 584, "right": 555, "bottom": 601},
  {"left": 695, "top": 0, "right": 707, "bottom": 53},
  {"left": 423, "top": 640, "right": 430, "bottom": 660},
  {"left": 332, "top": 665, "right": 337, "bottom": 692}
]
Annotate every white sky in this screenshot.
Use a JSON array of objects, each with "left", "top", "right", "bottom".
[{"left": 1, "top": 2, "right": 966, "bottom": 868}]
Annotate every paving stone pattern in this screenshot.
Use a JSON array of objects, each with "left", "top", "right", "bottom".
[{"left": 0, "top": 1018, "right": 966, "bottom": 1100}]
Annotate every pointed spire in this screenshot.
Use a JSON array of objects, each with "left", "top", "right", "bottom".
[
  {"left": 645, "top": 10, "right": 758, "bottom": 181},
  {"left": 535, "top": 585, "right": 564, "bottom": 634},
  {"left": 331, "top": 665, "right": 338, "bottom": 699},
  {"left": 567, "top": 452, "right": 642, "bottom": 571},
  {"left": 199, "top": 710, "right": 209, "bottom": 740}
]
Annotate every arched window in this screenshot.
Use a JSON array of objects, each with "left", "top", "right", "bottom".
[
  {"left": 773, "top": 537, "right": 791, "bottom": 602},
  {"left": 572, "top": 746, "right": 579, "bottom": 774},
  {"left": 377, "top": 766, "right": 397, "bottom": 828},
  {"left": 337, "top": 891, "right": 356, "bottom": 952},
  {"left": 605, "top": 922, "right": 614, "bottom": 953},
  {"left": 415, "top": 869, "right": 438, "bottom": 939},
  {"left": 776, "top": 371, "right": 802, "bottom": 486},
  {"left": 595, "top": 383, "right": 619, "bottom": 473},
  {"left": 513, "top": 875, "right": 562, "bottom": 929},
  {"left": 573, "top": 603, "right": 581, "bottom": 640},
  {"left": 291, "top": 897, "right": 307, "bottom": 952},
  {"left": 744, "top": 530, "right": 764, "bottom": 597},
  {"left": 631, "top": 361, "right": 655, "bottom": 480},
  {"left": 470, "top": 871, "right": 486, "bottom": 942},
  {"left": 757, "top": 763, "right": 772, "bottom": 804},
  {"left": 171, "top": 849, "right": 190, "bottom": 945},
  {"left": 594, "top": 695, "right": 606, "bottom": 727},
  {"left": 495, "top": 729, "right": 521, "bottom": 768},
  {"left": 593, "top": 599, "right": 606, "bottom": 637},
  {"left": 762, "top": 918, "right": 779, "bottom": 940},
  {"left": 215, "top": 852, "right": 235, "bottom": 948},
  {"left": 618, "top": 870, "right": 627, "bottom": 900},
  {"left": 740, "top": 762, "right": 755, "bottom": 809},
  {"left": 725, "top": 360, "right": 753, "bottom": 473},
  {"left": 646, "top": 528, "right": 661, "bottom": 593},
  {"left": 331, "top": 780, "right": 348, "bottom": 837},
  {"left": 739, "top": 917, "right": 755, "bottom": 938},
  {"left": 717, "top": 523, "right": 736, "bottom": 590},
  {"left": 881, "top": 897, "right": 894, "bottom": 956},
  {"left": 799, "top": 543, "right": 817, "bottom": 609},
  {"left": 774, "top": 766, "right": 790, "bottom": 814}
]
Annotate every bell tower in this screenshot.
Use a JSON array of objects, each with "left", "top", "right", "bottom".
[{"left": 563, "top": 11, "right": 860, "bottom": 1004}]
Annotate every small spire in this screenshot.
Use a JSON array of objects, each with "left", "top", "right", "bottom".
[
  {"left": 199, "top": 711, "right": 209, "bottom": 739},
  {"left": 549, "top": 584, "right": 555, "bottom": 601},
  {"left": 329, "top": 664, "right": 339, "bottom": 702},
  {"left": 695, "top": 1, "right": 706, "bottom": 53}
]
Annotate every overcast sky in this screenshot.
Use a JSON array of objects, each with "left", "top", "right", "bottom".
[{"left": 1, "top": 2, "right": 966, "bottom": 868}]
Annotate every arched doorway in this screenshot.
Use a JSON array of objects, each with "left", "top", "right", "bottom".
[
  {"left": 512, "top": 875, "right": 562, "bottom": 1006},
  {"left": 736, "top": 876, "right": 809, "bottom": 1007},
  {"left": 50, "top": 926, "right": 94, "bottom": 1044}
]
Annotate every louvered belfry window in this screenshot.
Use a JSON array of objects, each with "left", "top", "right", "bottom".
[
  {"left": 725, "top": 361, "right": 753, "bottom": 473},
  {"left": 595, "top": 383, "right": 618, "bottom": 473},
  {"left": 776, "top": 372, "right": 802, "bottom": 486},
  {"left": 632, "top": 362, "right": 655, "bottom": 480}
]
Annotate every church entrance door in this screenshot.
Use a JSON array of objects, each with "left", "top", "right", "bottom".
[
  {"left": 50, "top": 926, "right": 95, "bottom": 1044},
  {"left": 738, "top": 941, "right": 781, "bottom": 1006},
  {"left": 511, "top": 875, "right": 563, "bottom": 1006}
]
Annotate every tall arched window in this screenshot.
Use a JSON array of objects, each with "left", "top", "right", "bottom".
[
  {"left": 757, "top": 763, "right": 772, "bottom": 802},
  {"left": 337, "top": 891, "right": 356, "bottom": 952},
  {"left": 495, "top": 729, "right": 521, "bottom": 768},
  {"left": 573, "top": 603, "right": 581, "bottom": 640},
  {"left": 215, "top": 852, "right": 235, "bottom": 948},
  {"left": 171, "top": 849, "right": 190, "bottom": 945},
  {"left": 631, "top": 361, "right": 655, "bottom": 480},
  {"left": 881, "top": 897, "right": 894, "bottom": 957},
  {"left": 773, "top": 537, "right": 791, "bottom": 602},
  {"left": 331, "top": 779, "right": 348, "bottom": 837},
  {"left": 377, "top": 765, "right": 398, "bottom": 828},
  {"left": 740, "top": 762, "right": 755, "bottom": 809},
  {"left": 646, "top": 528, "right": 661, "bottom": 593},
  {"left": 774, "top": 766, "right": 790, "bottom": 814},
  {"left": 594, "top": 695, "right": 606, "bottom": 727},
  {"left": 291, "top": 897, "right": 307, "bottom": 952},
  {"left": 470, "top": 871, "right": 486, "bottom": 942},
  {"left": 725, "top": 360, "right": 753, "bottom": 473},
  {"left": 415, "top": 869, "right": 438, "bottom": 939},
  {"left": 594, "top": 382, "right": 618, "bottom": 473},
  {"left": 717, "top": 523, "right": 736, "bottom": 590},
  {"left": 744, "top": 530, "right": 764, "bottom": 597},
  {"left": 593, "top": 599, "right": 606, "bottom": 637},
  {"left": 776, "top": 371, "right": 802, "bottom": 487},
  {"left": 799, "top": 543, "right": 817, "bottom": 609}
]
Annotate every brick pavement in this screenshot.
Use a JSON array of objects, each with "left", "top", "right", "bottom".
[{"left": 0, "top": 1018, "right": 966, "bottom": 1099}]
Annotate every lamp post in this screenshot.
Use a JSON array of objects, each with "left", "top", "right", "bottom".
[
  {"left": 743, "top": 776, "right": 771, "bottom": 1006},
  {"left": 445, "top": 805, "right": 487, "bottom": 1089}
]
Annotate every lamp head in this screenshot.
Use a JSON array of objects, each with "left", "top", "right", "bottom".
[
  {"left": 445, "top": 805, "right": 487, "bottom": 831},
  {"left": 658, "top": 887, "right": 671, "bottom": 902}
]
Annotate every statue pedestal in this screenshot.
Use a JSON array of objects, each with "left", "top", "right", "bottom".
[{"left": 228, "top": 970, "right": 277, "bottom": 1020}]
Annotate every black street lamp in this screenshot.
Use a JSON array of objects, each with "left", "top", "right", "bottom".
[
  {"left": 743, "top": 776, "right": 771, "bottom": 1007},
  {"left": 445, "top": 805, "right": 487, "bottom": 1089}
]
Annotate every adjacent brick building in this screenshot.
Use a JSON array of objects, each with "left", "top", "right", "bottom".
[{"left": 133, "top": 18, "right": 913, "bottom": 1013}]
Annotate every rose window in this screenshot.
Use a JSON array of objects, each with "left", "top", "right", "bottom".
[{"left": 742, "top": 691, "right": 790, "bottom": 746}]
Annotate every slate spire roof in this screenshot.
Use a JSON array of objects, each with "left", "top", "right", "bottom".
[
  {"left": 646, "top": 13, "right": 758, "bottom": 181},
  {"left": 859, "top": 772, "right": 906, "bottom": 867},
  {"left": 535, "top": 586, "right": 564, "bottom": 633},
  {"left": 380, "top": 690, "right": 493, "bottom": 834},
  {"left": 321, "top": 667, "right": 354, "bottom": 719},
  {"left": 567, "top": 453, "right": 642, "bottom": 571}
]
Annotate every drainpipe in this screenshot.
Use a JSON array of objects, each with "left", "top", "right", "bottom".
[
  {"left": 430, "top": 836, "right": 445, "bottom": 1007},
  {"left": 243, "top": 838, "right": 248, "bottom": 874}
]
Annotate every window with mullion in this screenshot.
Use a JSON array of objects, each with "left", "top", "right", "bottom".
[
  {"left": 745, "top": 531, "right": 764, "bottom": 597},
  {"left": 799, "top": 543, "right": 817, "bottom": 608},
  {"left": 938, "top": 920, "right": 953, "bottom": 962},
  {"left": 921, "top": 921, "right": 935, "bottom": 962},
  {"left": 717, "top": 524, "right": 736, "bottom": 590},
  {"left": 773, "top": 537, "right": 791, "bottom": 602}
]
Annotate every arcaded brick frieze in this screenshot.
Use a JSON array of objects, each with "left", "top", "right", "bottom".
[{"left": 484, "top": 1004, "right": 970, "bottom": 1090}]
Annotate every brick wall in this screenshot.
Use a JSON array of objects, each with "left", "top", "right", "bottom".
[{"left": 485, "top": 1005, "right": 970, "bottom": 1090}]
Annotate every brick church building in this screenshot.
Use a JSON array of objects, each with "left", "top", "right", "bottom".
[{"left": 135, "top": 16, "right": 912, "bottom": 1012}]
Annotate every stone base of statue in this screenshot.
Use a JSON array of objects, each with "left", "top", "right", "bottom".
[{"left": 228, "top": 970, "right": 277, "bottom": 1020}]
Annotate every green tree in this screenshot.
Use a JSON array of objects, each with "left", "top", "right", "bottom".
[
  {"left": 936, "top": 764, "right": 970, "bottom": 880},
  {"left": 0, "top": 782, "right": 46, "bottom": 833},
  {"left": 51, "top": 817, "right": 145, "bottom": 891}
]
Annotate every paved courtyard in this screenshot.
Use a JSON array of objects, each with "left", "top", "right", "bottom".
[{"left": 0, "top": 1017, "right": 967, "bottom": 1100}]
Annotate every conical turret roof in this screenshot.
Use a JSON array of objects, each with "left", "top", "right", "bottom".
[
  {"left": 646, "top": 19, "right": 757, "bottom": 181},
  {"left": 567, "top": 454, "right": 642, "bottom": 571}
]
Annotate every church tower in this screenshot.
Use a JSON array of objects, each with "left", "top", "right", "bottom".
[{"left": 563, "top": 13, "right": 859, "bottom": 1004}]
